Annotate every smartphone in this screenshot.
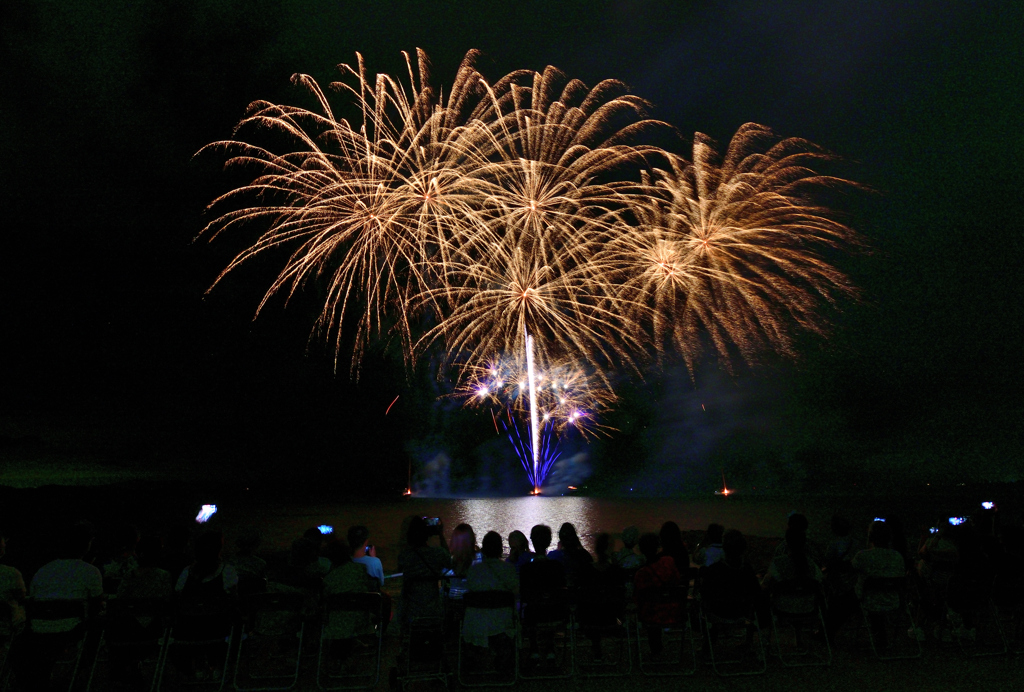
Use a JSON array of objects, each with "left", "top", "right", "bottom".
[
  {"left": 365, "top": 544, "right": 374, "bottom": 555},
  {"left": 873, "top": 517, "right": 886, "bottom": 523},
  {"left": 948, "top": 516, "right": 967, "bottom": 526},
  {"left": 981, "top": 501, "right": 996, "bottom": 510},
  {"left": 424, "top": 517, "right": 441, "bottom": 527},
  {"left": 929, "top": 527, "right": 939, "bottom": 534},
  {"left": 195, "top": 504, "right": 218, "bottom": 524},
  {"left": 318, "top": 525, "right": 334, "bottom": 535}
]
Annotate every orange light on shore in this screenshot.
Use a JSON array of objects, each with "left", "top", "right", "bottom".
[
  {"left": 714, "top": 471, "right": 731, "bottom": 496},
  {"left": 402, "top": 488, "right": 412, "bottom": 496}
]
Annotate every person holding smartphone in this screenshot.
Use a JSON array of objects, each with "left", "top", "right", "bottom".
[{"left": 347, "top": 525, "right": 385, "bottom": 588}]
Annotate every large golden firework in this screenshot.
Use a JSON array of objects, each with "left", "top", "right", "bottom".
[
  {"left": 198, "top": 51, "right": 859, "bottom": 398},
  {"left": 602, "top": 123, "right": 860, "bottom": 372}
]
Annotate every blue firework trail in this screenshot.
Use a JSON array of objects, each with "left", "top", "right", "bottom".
[{"left": 502, "top": 409, "right": 561, "bottom": 490}]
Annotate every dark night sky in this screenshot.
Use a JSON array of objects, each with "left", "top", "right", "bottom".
[{"left": 2, "top": 0, "right": 1022, "bottom": 492}]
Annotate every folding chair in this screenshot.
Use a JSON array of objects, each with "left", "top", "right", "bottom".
[
  {"left": 317, "top": 592, "right": 383, "bottom": 691},
  {"left": 634, "top": 585, "right": 694, "bottom": 676},
  {"left": 517, "top": 587, "right": 573, "bottom": 680},
  {"left": 947, "top": 576, "right": 1007, "bottom": 658},
  {"left": 85, "top": 597, "right": 170, "bottom": 692},
  {"left": 0, "top": 601, "right": 21, "bottom": 691},
  {"left": 769, "top": 578, "right": 831, "bottom": 666},
  {"left": 575, "top": 582, "right": 632, "bottom": 677},
  {"left": 24, "top": 599, "right": 94, "bottom": 692},
  {"left": 233, "top": 591, "right": 306, "bottom": 691},
  {"left": 859, "top": 576, "right": 921, "bottom": 660},
  {"left": 699, "top": 602, "right": 766, "bottom": 677},
  {"left": 155, "top": 596, "right": 237, "bottom": 692},
  {"left": 390, "top": 615, "right": 448, "bottom": 692},
  {"left": 0, "top": 601, "right": 14, "bottom": 687},
  {"left": 457, "top": 590, "right": 518, "bottom": 686}
]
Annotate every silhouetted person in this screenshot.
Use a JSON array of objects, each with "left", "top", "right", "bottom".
[
  {"left": 657, "top": 521, "right": 690, "bottom": 573},
  {"left": 397, "top": 516, "right": 450, "bottom": 632},
  {"left": 520, "top": 524, "right": 566, "bottom": 660},
  {"left": 634, "top": 532, "right": 682, "bottom": 655}
]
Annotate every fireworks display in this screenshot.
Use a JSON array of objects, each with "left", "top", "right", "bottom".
[
  {"left": 454, "top": 354, "right": 614, "bottom": 439},
  {"left": 198, "top": 49, "right": 860, "bottom": 492}
]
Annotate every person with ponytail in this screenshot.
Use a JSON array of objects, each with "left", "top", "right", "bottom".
[{"left": 762, "top": 527, "right": 823, "bottom": 614}]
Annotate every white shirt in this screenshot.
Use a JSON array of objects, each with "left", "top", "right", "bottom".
[
  {"left": 29, "top": 559, "right": 102, "bottom": 633},
  {"left": 352, "top": 555, "right": 385, "bottom": 587}
]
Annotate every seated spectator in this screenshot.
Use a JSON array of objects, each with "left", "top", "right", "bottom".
[
  {"left": 852, "top": 520, "right": 906, "bottom": 648},
  {"left": 0, "top": 527, "right": 26, "bottom": 635},
  {"left": 118, "top": 535, "right": 174, "bottom": 604},
  {"left": 275, "top": 538, "right": 327, "bottom": 592},
  {"left": 463, "top": 531, "right": 518, "bottom": 670},
  {"left": 775, "top": 513, "right": 806, "bottom": 551},
  {"left": 823, "top": 516, "right": 857, "bottom": 594},
  {"left": 822, "top": 515, "right": 859, "bottom": 640},
  {"left": 548, "top": 522, "right": 593, "bottom": 586},
  {"left": 323, "top": 539, "right": 378, "bottom": 660},
  {"left": 993, "top": 525, "right": 1024, "bottom": 611},
  {"left": 346, "top": 525, "right": 391, "bottom": 632},
  {"left": 579, "top": 533, "right": 626, "bottom": 660},
  {"left": 397, "top": 517, "right": 450, "bottom": 632},
  {"left": 302, "top": 527, "right": 333, "bottom": 577},
  {"left": 693, "top": 523, "right": 725, "bottom": 568},
  {"left": 699, "top": 529, "right": 761, "bottom": 622},
  {"left": 29, "top": 522, "right": 104, "bottom": 631},
  {"left": 347, "top": 525, "right": 385, "bottom": 588},
  {"left": 761, "top": 528, "right": 823, "bottom": 614},
  {"left": 506, "top": 530, "right": 533, "bottom": 575},
  {"left": 110, "top": 535, "right": 173, "bottom": 686},
  {"left": 918, "top": 522, "right": 958, "bottom": 584},
  {"left": 657, "top": 521, "right": 690, "bottom": 574},
  {"left": 634, "top": 532, "right": 682, "bottom": 655},
  {"left": 231, "top": 529, "right": 268, "bottom": 581},
  {"left": 519, "top": 524, "right": 567, "bottom": 660},
  {"left": 101, "top": 523, "right": 140, "bottom": 593},
  {"left": 449, "top": 523, "right": 478, "bottom": 602},
  {"left": 173, "top": 530, "right": 238, "bottom": 679},
  {"left": 611, "top": 526, "right": 644, "bottom": 572},
  {"left": 13, "top": 522, "right": 103, "bottom": 691},
  {"left": 885, "top": 515, "right": 913, "bottom": 572},
  {"left": 947, "top": 524, "right": 994, "bottom": 637},
  {"left": 916, "top": 521, "right": 958, "bottom": 639},
  {"left": 162, "top": 524, "right": 193, "bottom": 585}
]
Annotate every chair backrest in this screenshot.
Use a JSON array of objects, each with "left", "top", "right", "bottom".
[
  {"left": 636, "top": 584, "right": 688, "bottom": 623},
  {"left": 323, "top": 591, "right": 382, "bottom": 616},
  {"left": 462, "top": 590, "right": 515, "bottom": 610},
  {"left": 107, "top": 597, "right": 170, "bottom": 620},
  {"left": 770, "top": 577, "right": 822, "bottom": 615},
  {"left": 27, "top": 598, "right": 88, "bottom": 621},
  {"left": 0, "top": 601, "right": 14, "bottom": 637},
  {"left": 860, "top": 575, "right": 907, "bottom": 611},
  {"left": 636, "top": 584, "right": 688, "bottom": 606},
  {"left": 861, "top": 576, "right": 906, "bottom": 594},
  {"left": 236, "top": 574, "right": 269, "bottom": 597},
  {"left": 521, "top": 586, "right": 571, "bottom": 623},
  {"left": 241, "top": 590, "right": 306, "bottom": 615}
]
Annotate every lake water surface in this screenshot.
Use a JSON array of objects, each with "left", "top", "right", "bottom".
[{"left": 224, "top": 494, "right": 843, "bottom": 572}]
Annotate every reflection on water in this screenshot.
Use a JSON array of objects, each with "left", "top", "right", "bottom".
[
  {"left": 228, "top": 495, "right": 801, "bottom": 572},
  {"left": 446, "top": 497, "right": 598, "bottom": 543}
]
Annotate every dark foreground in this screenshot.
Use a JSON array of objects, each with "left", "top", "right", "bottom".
[{"left": 3, "top": 480, "right": 1024, "bottom": 690}]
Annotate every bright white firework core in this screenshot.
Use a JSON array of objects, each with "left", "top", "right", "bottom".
[{"left": 526, "top": 333, "right": 540, "bottom": 491}]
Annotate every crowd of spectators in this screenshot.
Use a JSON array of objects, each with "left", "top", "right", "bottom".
[{"left": 2, "top": 503, "right": 1024, "bottom": 688}]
